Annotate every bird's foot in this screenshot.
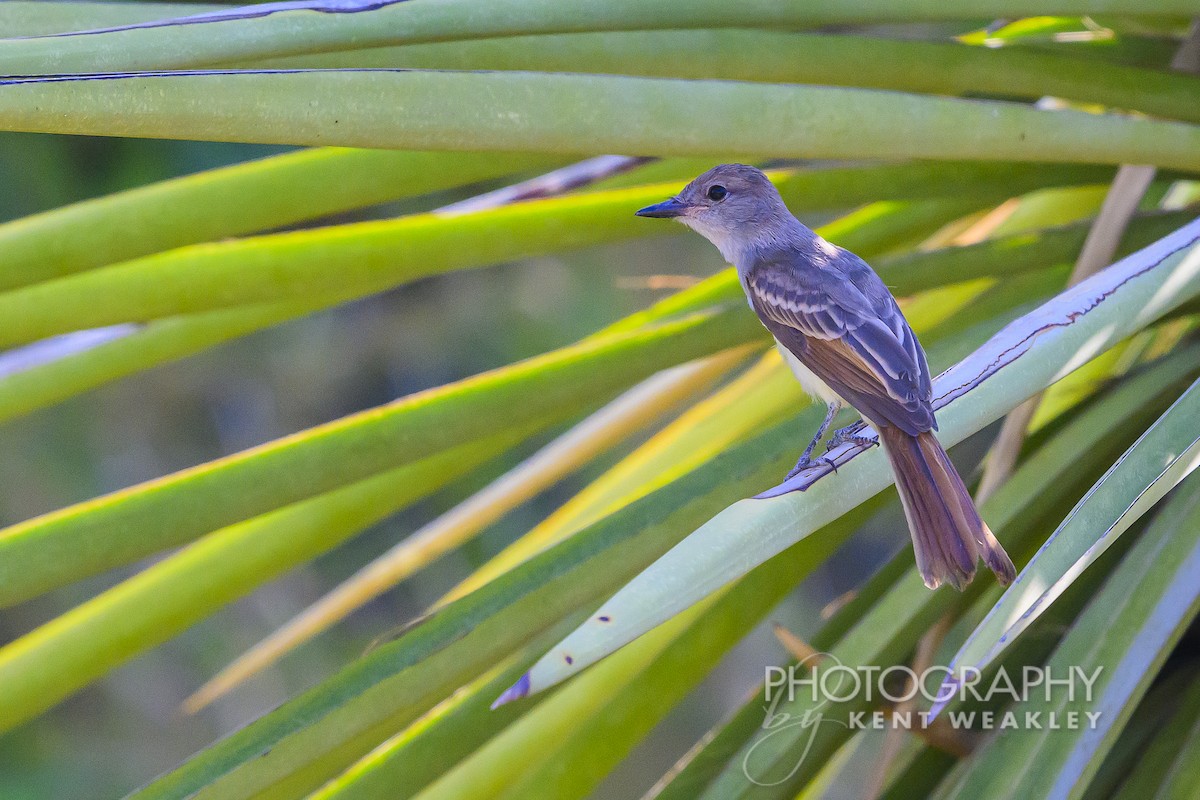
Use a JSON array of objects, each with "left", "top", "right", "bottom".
[
  {"left": 786, "top": 453, "right": 838, "bottom": 480},
  {"left": 826, "top": 422, "right": 878, "bottom": 451}
]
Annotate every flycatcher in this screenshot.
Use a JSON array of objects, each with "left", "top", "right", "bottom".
[{"left": 636, "top": 164, "right": 1014, "bottom": 590}]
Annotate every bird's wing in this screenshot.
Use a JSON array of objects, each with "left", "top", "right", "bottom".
[{"left": 747, "top": 252, "right": 934, "bottom": 434}]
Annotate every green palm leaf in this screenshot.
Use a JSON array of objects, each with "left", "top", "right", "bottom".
[
  {"left": 0, "top": 72, "right": 1198, "bottom": 170},
  {"left": 940, "top": 378, "right": 1200, "bottom": 706}
]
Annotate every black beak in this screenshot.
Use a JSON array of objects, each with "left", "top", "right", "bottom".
[{"left": 635, "top": 198, "right": 688, "bottom": 218}]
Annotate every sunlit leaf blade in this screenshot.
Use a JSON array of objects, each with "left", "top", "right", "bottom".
[
  {"left": 960, "top": 14, "right": 1194, "bottom": 50},
  {"left": 940, "top": 377, "right": 1200, "bottom": 701},
  {"left": 932, "top": 473, "right": 1200, "bottom": 800},
  {"left": 0, "top": 0, "right": 1190, "bottom": 73},
  {"left": 0, "top": 181, "right": 691, "bottom": 349},
  {"left": 0, "top": 161, "right": 1032, "bottom": 423},
  {"left": 1030, "top": 340, "right": 1130, "bottom": 433},
  {"left": 184, "top": 349, "right": 749, "bottom": 712},
  {"left": 444, "top": 352, "right": 799, "bottom": 602},
  {"left": 874, "top": 208, "right": 1192, "bottom": 294},
  {"left": 0, "top": 148, "right": 561, "bottom": 291},
  {"left": 915, "top": 271, "right": 1072, "bottom": 355},
  {"left": 125, "top": 410, "right": 827, "bottom": 800},
  {"left": 985, "top": 185, "right": 1111, "bottom": 239},
  {"left": 0, "top": 162, "right": 1056, "bottom": 350},
  {"left": 0, "top": 433, "right": 519, "bottom": 734},
  {"left": 0, "top": 73, "right": 1198, "bottom": 170},
  {"left": 510, "top": 219, "right": 1200, "bottom": 701},
  {"left": 0, "top": 301, "right": 314, "bottom": 425},
  {"left": 0, "top": 306, "right": 760, "bottom": 607}
]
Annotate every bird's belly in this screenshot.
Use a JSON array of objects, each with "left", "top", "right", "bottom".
[{"left": 775, "top": 339, "right": 843, "bottom": 404}]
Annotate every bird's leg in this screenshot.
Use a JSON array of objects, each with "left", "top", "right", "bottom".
[
  {"left": 826, "top": 419, "right": 879, "bottom": 450},
  {"left": 787, "top": 401, "right": 841, "bottom": 478}
]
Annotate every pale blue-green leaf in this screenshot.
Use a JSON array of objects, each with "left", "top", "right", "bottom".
[{"left": 940, "top": 377, "right": 1200, "bottom": 701}]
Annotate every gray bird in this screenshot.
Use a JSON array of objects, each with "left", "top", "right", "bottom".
[{"left": 636, "top": 164, "right": 1014, "bottom": 590}]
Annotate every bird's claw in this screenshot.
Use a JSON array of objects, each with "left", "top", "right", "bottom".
[
  {"left": 786, "top": 454, "right": 838, "bottom": 480},
  {"left": 826, "top": 422, "right": 879, "bottom": 451}
]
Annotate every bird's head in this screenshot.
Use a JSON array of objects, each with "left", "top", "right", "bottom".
[{"left": 635, "top": 164, "right": 792, "bottom": 263}]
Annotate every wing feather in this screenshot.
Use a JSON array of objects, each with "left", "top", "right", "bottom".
[{"left": 747, "top": 250, "right": 935, "bottom": 435}]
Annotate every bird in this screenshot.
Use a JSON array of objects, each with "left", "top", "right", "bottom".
[{"left": 636, "top": 164, "right": 1014, "bottom": 590}]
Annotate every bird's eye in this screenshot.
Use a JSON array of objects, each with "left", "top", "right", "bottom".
[{"left": 706, "top": 185, "right": 728, "bottom": 201}]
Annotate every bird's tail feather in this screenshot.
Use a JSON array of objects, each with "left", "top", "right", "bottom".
[{"left": 878, "top": 426, "right": 1015, "bottom": 590}]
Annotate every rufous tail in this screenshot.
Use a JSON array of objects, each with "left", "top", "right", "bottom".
[{"left": 878, "top": 426, "right": 1015, "bottom": 590}]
